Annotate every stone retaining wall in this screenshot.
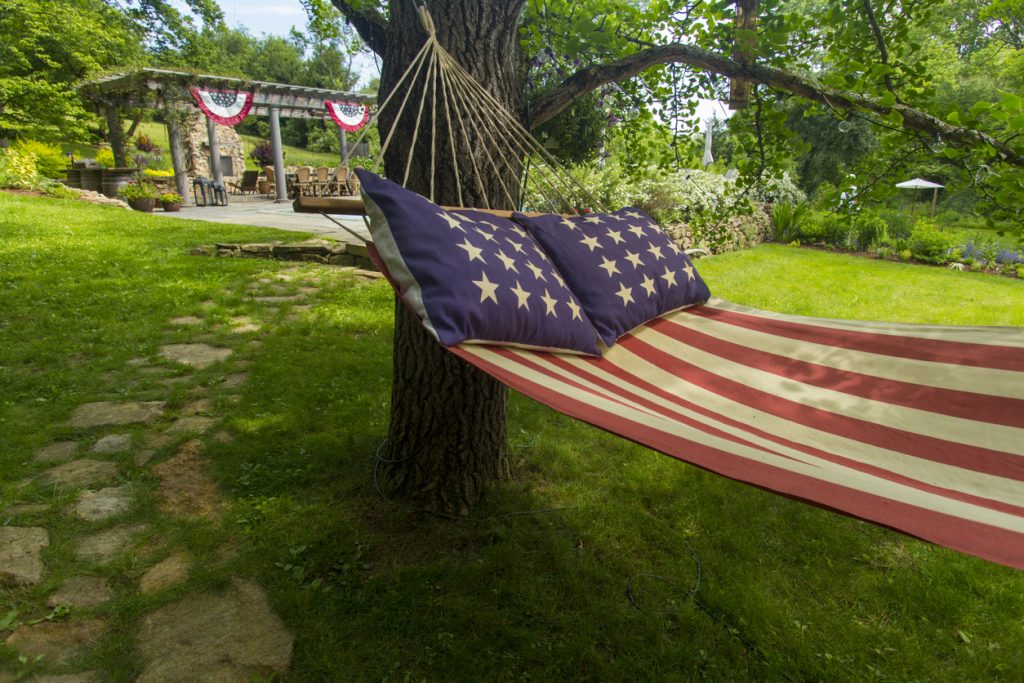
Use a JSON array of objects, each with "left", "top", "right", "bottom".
[{"left": 191, "top": 239, "right": 377, "bottom": 270}]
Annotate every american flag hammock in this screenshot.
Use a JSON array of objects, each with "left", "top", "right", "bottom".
[
  {"left": 321, "top": 7, "right": 1024, "bottom": 570},
  {"left": 452, "top": 301, "right": 1024, "bottom": 570}
]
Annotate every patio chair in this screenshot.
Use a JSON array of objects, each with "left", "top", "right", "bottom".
[
  {"left": 261, "top": 166, "right": 277, "bottom": 197},
  {"left": 291, "top": 166, "right": 314, "bottom": 198},
  {"left": 328, "top": 166, "right": 360, "bottom": 196},
  {"left": 314, "top": 166, "right": 331, "bottom": 196},
  {"left": 228, "top": 170, "right": 259, "bottom": 195}
]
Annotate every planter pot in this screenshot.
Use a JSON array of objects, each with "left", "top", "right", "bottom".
[
  {"left": 162, "top": 202, "right": 182, "bottom": 212},
  {"left": 128, "top": 198, "right": 157, "bottom": 212},
  {"left": 257, "top": 179, "right": 270, "bottom": 195}
]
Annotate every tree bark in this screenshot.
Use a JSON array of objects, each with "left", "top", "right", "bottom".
[
  {"left": 370, "top": 0, "right": 526, "bottom": 514},
  {"left": 105, "top": 105, "right": 126, "bottom": 167}
]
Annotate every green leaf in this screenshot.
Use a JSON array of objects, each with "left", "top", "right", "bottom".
[
  {"left": 1000, "top": 92, "right": 1022, "bottom": 111},
  {"left": 878, "top": 91, "right": 896, "bottom": 108}
]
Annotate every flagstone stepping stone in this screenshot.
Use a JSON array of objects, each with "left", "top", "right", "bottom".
[
  {"left": 181, "top": 398, "right": 213, "bottom": 415},
  {"left": 166, "top": 416, "right": 218, "bottom": 434},
  {"left": 91, "top": 434, "right": 131, "bottom": 453},
  {"left": 137, "top": 366, "right": 169, "bottom": 376},
  {"left": 127, "top": 357, "right": 148, "bottom": 366},
  {"left": 4, "top": 503, "right": 49, "bottom": 516},
  {"left": 47, "top": 576, "right": 113, "bottom": 608},
  {"left": 4, "top": 619, "right": 105, "bottom": 667},
  {"left": 69, "top": 401, "right": 165, "bottom": 428},
  {"left": 75, "top": 524, "right": 148, "bottom": 565},
  {"left": 299, "top": 286, "right": 319, "bottom": 294},
  {"left": 221, "top": 372, "right": 249, "bottom": 389},
  {"left": 71, "top": 485, "right": 133, "bottom": 522},
  {"left": 136, "top": 579, "right": 292, "bottom": 682},
  {"left": 199, "top": 299, "right": 216, "bottom": 310},
  {"left": 139, "top": 553, "right": 191, "bottom": 595},
  {"left": 169, "top": 316, "right": 203, "bottom": 326},
  {"left": 41, "top": 460, "right": 117, "bottom": 489},
  {"left": 230, "top": 320, "right": 261, "bottom": 334},
  {"left": 152, "top": 440, "right": 223, "bottom": 519},
  {"left": 159, "top": 344, "right": 232, "bottom": 369},
  {"left": 212, "top": 431, "right": 234, "bottom": 444},
  {"left": 250, "top": 294, "right": 305, "bottom": 303},
  {"left": 0, "top": 527, "right": 49, "bottom": 586},
  {"left": 146, "top": 433, "right": 175, "bottom": 449},
  {"left": 24, "top": 674, "right": 97, "bottom": 683},
  {"left": 34, "top": 441, "right": 79, "bottom": 463},
  {"left": 160, "top": 375, "right": 195, "bottom": 386},
  {"left": 133, "top": 449, "right": 157, "bottom": 467}
]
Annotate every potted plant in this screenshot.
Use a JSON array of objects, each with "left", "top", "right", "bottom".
[
  {"left": 160, "top": 192, "right": 183, "bottom": 212},
  {"left": 118, "top": 181, "right": 160, "bottom": 212}
]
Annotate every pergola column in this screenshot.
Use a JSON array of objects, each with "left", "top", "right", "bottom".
[
  {"left": 164, "top": 103, "right": 193, "bottom": 205},
  {"left": 105, "top": 104, "right": 127, "bottom": 167},
  {"left": 206, "top": 118, "right": 224, "bottom": 186},
  {"left": 338, "top": 127, "right": 348, "bottom": 168},
  {"left": 269, "top": 106, "right": 287, "bottom": 202}
]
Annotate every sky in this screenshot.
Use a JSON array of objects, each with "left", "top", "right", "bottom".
[{"left": 218, "top": 1, "right": 308, "bottom": 37}]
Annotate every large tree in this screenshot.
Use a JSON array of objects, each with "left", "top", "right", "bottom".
[{"left": 328, "top": 0, "right": 1024, "bottom": 514}]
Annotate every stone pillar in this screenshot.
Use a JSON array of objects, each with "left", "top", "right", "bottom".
[
  {"left": 269, "top": 107, "right": 287, "bottom": 202},
  {"left": 206, "top": 118, "right": 224, "bottom": 186},
  {"left": 105, "top": 105, "right": 127, "bottom": 168},
  {"left": 165, "top": 103, "right": 193, "bottom": 206},
  {"left": 339, "top": 127, "right": 348, "bottom": 168}
]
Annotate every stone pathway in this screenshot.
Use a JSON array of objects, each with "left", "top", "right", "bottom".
[{"left": 0, "top": 263, "right": 354, "bottom": 680}]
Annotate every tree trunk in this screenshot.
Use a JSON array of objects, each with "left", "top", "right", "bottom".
[{"left": 375, "top": 0, "right": 526, "bottom": 514}]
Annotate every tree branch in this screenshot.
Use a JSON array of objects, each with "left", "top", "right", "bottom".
[
  {"left": 526, "top": 42, "right": 1024, "bottom": 167},
  {"left": 330, "top": 0, "right": 389, "bottom": 55},
  {"left": 860, "top": 0, "right": 897, "bottom": 96}
]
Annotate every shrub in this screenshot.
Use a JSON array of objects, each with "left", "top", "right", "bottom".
[
  {"left": 751, "top": 172, "right": 807, "bottom": 205},
  {"left": 771, "top": 202, "right": 807, "bottom": 243},
  {"left": 249, "top": 140, "right": 277, "bottom": 168},
  {"left": 13, "top": 140, "right": 66, "bottom": 178},
  {"left": 876, "top": 208, "right": 914, "bottom": 241},
  {"left": 141, "top": 168, "right": 175, "bottom": 178},
  {"left": 908, "top": 219, "right": 955, "bottom": 264},
  {"left": 821, "top": 213, "right": 856, "bottom": 250},
  {"left": 797, "top": 210, "right": 829, "bottom": 243},
  {"left": 0, "top": 147, "right": 42, "bottom": 188},
  {"left": 306, "top": 125, "right": 339, "bottom": 154},
  {"left": 159, "top": 192, "right": 182, "bottom": 204},
  {"left": 118, "top": 181, "right": 160, "bottom": 200},
  {"left": 134, "top": 133, "right": 162, "bottom": 154},
  {"left": 853, "top": 209, "right": 888, "bottom": 251},
  {"left": 635, "top": 169, "right": 732, "bottom": 225},
  {"left": 95, "top": 147, "right": 115, "bottom": 168},
  {"left": 42, "top": 182, "right": 80, "bottom": 199}
]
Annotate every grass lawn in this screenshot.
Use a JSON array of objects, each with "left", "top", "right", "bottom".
[{"left": 1, "top": 194, "right": 1022, "bottom": 680}]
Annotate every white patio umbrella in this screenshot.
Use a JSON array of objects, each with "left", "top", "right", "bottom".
[{"left": 895, "top": 177, "right": 944, "bottom": 217}]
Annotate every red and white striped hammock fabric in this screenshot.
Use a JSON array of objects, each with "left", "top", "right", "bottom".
[{"left": 453, "top": 298, "right": 1024, "bottom": 570}]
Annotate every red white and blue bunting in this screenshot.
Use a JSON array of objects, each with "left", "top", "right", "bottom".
[
  {"left": 191, "top": 87, "right": 254, "bottom": 126},
  {"left": 325, "top": 101, "right": 371, "bottom": 132}
]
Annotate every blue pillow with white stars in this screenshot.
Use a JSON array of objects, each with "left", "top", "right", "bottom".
[
  {"left": 356, "top": 170, "right": 601, "bottom": 355},
  {"left": 512, "top": 208, "right": 711, "bottom": 346}
]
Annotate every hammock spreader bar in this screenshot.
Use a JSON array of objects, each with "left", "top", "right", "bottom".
[{"left": 453, "top": 300, "right": 1024, "bottom": 570}]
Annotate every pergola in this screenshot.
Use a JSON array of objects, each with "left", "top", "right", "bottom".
[{"left": 79, "top": 68, "right": 374, "bottom": 205}]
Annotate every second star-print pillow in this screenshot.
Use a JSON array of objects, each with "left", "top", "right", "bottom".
[{"left": 512, "top": 208, "right": 711, "bottom": 346}]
